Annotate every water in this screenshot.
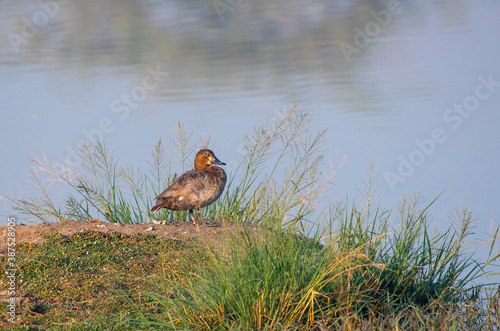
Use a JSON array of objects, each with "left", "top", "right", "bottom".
[{"left": 1, "top": 0, "right": 499, "bottom": 261}]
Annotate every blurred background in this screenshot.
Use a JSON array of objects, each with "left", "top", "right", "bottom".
[{"left": 0, "top": 0, "right": 499, "bottom": 255}]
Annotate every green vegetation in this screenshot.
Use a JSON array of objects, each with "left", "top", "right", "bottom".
[
  {"left": 1, "top": 232, "right": 208, "bottom": 330},
  {"left": 3, "top": 108, "right": 500, "bottom": 329},
  {"left": 143, "top": 196, "right": 500, "bottom": 330}
]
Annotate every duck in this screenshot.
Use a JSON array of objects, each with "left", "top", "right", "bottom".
[{"left": 150, "top": 149, "right": 227, "bottom": 223}]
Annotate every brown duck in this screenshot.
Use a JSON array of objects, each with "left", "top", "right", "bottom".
[{"left": 150, "top": 149, "right": 227, "bottom": 223}]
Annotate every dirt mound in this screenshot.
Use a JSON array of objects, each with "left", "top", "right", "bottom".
[{"left": 0, "top": 219, "right": 258, "bottom": 254}]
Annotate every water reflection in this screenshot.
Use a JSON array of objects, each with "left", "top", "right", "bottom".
[{"left": 1, "top": 0, "right": 472, "bottom": 92}]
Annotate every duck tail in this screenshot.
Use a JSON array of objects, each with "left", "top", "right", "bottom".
[{"left": 150, "top": 203, "right": 163, "bottom": 213}]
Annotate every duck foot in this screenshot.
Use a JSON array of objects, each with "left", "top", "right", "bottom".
[
  {"left": 195, "top": 216, "right": 222, "bottom": 227},
  {"left": 187, "top": 210, "right": 222, "bottom": 226},
  {"left": 200, "top": 220, "right": 222, "bottom": 227}
]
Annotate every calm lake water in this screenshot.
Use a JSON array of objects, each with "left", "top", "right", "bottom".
[{"left": 1, "top": 0, "right": 499, "bottom": 259}]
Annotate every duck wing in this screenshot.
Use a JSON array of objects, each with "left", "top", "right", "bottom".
[
  {"left": 156, "top": 170, "right": 207, "bottom": 199},
  {"left": 150, "top": 170, "right": 208, "bottom": 211}
]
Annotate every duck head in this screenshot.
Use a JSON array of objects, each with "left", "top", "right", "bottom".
[{"left": 194, "top": 149, "right": 225, "bottom": 171}]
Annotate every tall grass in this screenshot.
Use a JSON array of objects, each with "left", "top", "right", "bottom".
[
  {"left": 214, "top": 106, "right": 330, "bottom": 231},
  {"left": 4, "top": 139, "right": 171, "bottom": 224},
  {"left": 4, "top": 106, "right": 330, "bottom": 227},
  {"left": 144, "top": 192, "right": 499, "bottom": 330}
]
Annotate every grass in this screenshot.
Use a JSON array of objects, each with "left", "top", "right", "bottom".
[
  {"left": 141, "top": 195, "right": 500, "bottom": 330},
  {"left": 0, "top": 231, "right": 208, "bottom": 330},
  {"left": 2, "top": 107, "right": 500, "bottom": 329}
]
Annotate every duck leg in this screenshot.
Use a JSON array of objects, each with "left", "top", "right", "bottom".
[{"left": 188, "top": 209, "right": 201, "bottom": 224}]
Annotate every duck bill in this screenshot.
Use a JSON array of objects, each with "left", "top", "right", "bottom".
[{"left": 211, "top": 157, "right": 226, "bottom": 166}]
